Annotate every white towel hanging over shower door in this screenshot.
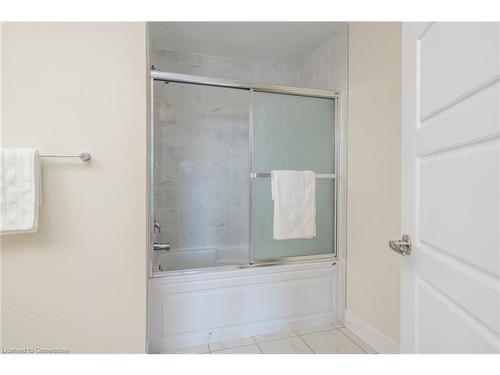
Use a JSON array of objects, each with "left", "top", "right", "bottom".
[{"left": 271, "top": 170, "right": 316, "bottom": 240}]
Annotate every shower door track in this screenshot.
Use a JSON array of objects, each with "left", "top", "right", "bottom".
[
  {"left": 150, "top": 70, "right": 340, "bottom": 99},
  {"left": 149, "top": 69, "right": 342, "bottom": 275}
]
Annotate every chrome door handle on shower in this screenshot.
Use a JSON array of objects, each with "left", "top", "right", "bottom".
[{"left": 388, "top": 234, "right": 412, "bottom": 256}]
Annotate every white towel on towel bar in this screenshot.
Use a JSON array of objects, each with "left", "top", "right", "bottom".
[
  {"left": 0, "top": 149, "right": 42, "bottom": 234},
  {"left": 271, "top": 170, "right": 316, "bottom": 240}
]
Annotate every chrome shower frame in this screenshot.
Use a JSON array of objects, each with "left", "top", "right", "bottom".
[{"left": 148, "top": 70, "right": 345, "bottom": 276}]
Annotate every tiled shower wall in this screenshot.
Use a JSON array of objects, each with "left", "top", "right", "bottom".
[
  {"left": 152, "top": 49, "right": 299, "bottom": 86},
  {"left": 154, "top": 83, "right": 249, "bottom": 252},
  {"left": 152, "top": 50, "right": 298, "bottom": 253},
  {"left": 298, "top": 24, "right": 348, "bottom": 92},
  {"left": 152, "top": 27, "right": 348, "bottom": 255}
]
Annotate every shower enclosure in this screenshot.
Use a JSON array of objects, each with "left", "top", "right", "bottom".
[{"left": 150, "top": 71, "right": 341, "bottom": 274}]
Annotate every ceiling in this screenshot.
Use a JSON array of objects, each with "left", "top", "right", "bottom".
[{"left": 150, "top": 22, "right": 345, "bottom": 65}]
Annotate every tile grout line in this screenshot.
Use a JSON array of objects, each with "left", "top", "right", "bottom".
[
  {"left": 209, "top": 333, "right": 309, "bottom": 353},
  {"left": 256, "top": 342, "right": 264, "bottom": 354},
  {"left": 296, "top": 324, "right": 341, "bottom": 354},
  {"left": 297, "top": 334, "right": 316, "bottom": 354},
  {"left": 210, "top": 343, "right": 262, "bottom": 354},
  {"left": 253, "top": 334, "right": 297, "bottom": 345},
  {"left": 336, "top": 328, "right": 369, "bottom": 353},
  {"left": 251, "top": 335, "right": 264, "bottom": 353}
]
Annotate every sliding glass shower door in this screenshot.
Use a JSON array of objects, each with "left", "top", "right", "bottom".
[
  {"left": 151, "top": 72, "right": 339, "bottom": 273},
  {"left": 251, "top": 91, "right": 336, "bottom": 261}
]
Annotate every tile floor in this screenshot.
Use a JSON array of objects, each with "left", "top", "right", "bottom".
[{"left": 165, "top": 322, "right": 377, "bottom": 354}]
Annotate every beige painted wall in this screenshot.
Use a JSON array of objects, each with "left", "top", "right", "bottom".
[
  {"left": 347, "top": 22, "right": 402, "bottom": 342},
  {"left": 0, "top": 22, "right": 3, "bottom": 349},
  {"left": 1, "top": 23, "right": 148, "bottom": 353}
]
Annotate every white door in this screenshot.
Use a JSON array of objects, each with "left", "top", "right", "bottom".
[{"left": 399, "top": 22, "right": 500, "bottom": 353}]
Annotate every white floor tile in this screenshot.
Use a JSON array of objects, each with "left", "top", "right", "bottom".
[
  {"left": 339, "top": 327, "right": 377, "bottom": 354},
  {"left": 164, "top": 324, "right": 375, "bottom": 355},
  {"left": 294, "top": 323, "right": 335, "bottom": 336},
  {"left": 212, "top": 344, "right": 261, "bottom": 354},
  {"left": 253, "top": 329, "right": 297, "bottom": 343},
  {"left": 258, "top": 337, "right": 313, "bottom": 354},
  {"left": 166, "top": 344, "right": 209, "bottom": 354},
  {"left": 301, "top": 329, "right": 365, "bottom": 354},
  {"left": 209, "top": 336, "right": 255, "bottom": 352}
]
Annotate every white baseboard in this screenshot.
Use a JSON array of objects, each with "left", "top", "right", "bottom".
[{"left": 344, "top": 309, "right": 400, "bottom": 354}]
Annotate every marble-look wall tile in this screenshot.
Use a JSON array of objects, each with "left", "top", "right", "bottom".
[
  {"left": 179, "top": 145, "right": 205, "bottom": 169},
  {"left": 152, "top": 49, "right": 299, "bottom": 86},
  {"left": 179, "top": 162, "right": 206, "bottom": 188},
  {"left": 205, "top": 188, "right": 233, "bottom": 208},
  {"left": 179, "top": 208, "right": 206, "bottom": 228},
  {"left": 230, "top": 226, "right": 249, "bottom": 246},
  {"left": 206, "top": 162, "right": 231, "bottom": 188},
  {"left": 206, "top": 207, "right": 232, "bottom": 228},
  {"left": 298, "top": 24, "right": 349, "bottom": 92},
  {"left": 328, "top": 25, "right": 349, "bottom": 76},
  {"left": 329, "top": 63, "right": 348, "bottom": 92},
  {"left": 180, "top": 227, "right": 206, "bottom": 249},
  {"left": 298, "top": 41, "right": 330, "bottom": 90},
  {"left": 152, "top": 49, "right": 203, "bottom": 75},
  {"left": 156, "top": 188, "right": 179, "bottom": 209},
  {"left": 231, "top": 188, "right": 249, "bottom": 208},
  {"left": 206, "top": 226, "right": 232, "bottom": 247},
  {"left": 163, "top": 230, "right": 179, "bottom": 250},
  {"left": 156, "top": 208, "right": 179, "bottom": 230},
  {"left": 231, "top": 207, "right": 249, "bottom": 227},
  {"left": 180, "top": 188, "right": 205, "bottom": 209}
]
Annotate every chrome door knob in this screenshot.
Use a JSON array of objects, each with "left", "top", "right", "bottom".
[{"left": 388, "top": 234, "right": 412, "bottom": 256}]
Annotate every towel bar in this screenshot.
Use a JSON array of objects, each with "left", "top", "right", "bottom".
[
  {"left": 251, "top": 172, "right": 335, "bottom": 179},
  {"left": 38, "top": 152, "right": 91, "bottom": 161}
]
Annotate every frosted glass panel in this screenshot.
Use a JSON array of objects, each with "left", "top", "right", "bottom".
[
  {"left": 253, "top": 92, "right": 335, "bottom": 172},
  {"left": 252, "top": 92, "right": 335, "bottom": 260},
  {"left": 252, "top": 179, "right": 335, "bottom": 259}
]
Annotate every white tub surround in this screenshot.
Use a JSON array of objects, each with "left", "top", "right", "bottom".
[{"left": 149, "top": 259, "right": 340, "bottom": 352}]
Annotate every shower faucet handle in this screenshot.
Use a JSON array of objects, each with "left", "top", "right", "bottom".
[
  {"left": 153, "top": 243, "right": 170, "bottom": 251},
  {"left": 153, "top": 220, "right": 169, "bottom": 251},
  {"left": 154, "top": 220, "right": 161, "bottom": 234}
]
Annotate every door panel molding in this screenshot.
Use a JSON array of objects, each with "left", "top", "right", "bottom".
[{"left": 415, "top": 275, "right": 500, "bottom": 353}]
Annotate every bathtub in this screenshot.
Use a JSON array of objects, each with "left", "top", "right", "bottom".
[
  {"left": 148, "top": 255, "right": 341, "bottom": 353},
  {"left": 153, "top": 247, "right": 249, "bottom": 273}
]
